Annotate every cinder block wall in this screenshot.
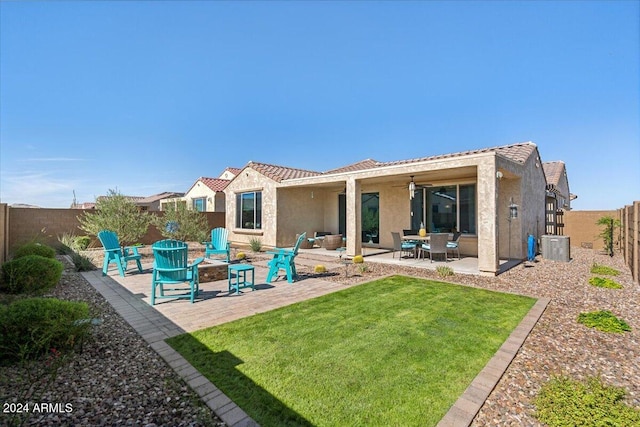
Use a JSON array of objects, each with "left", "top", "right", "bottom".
[
  {"left": 4, "top": 208, "right": 225, "bottom": 257},
  {"left": 563, "top": 210, "right": 617, "bottom": 251}
]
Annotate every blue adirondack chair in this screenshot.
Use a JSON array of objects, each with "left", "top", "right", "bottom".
[
  {"left": 97, "top": 230, "right": 143, "bottom": 277},
  {"left": 203, "top": 227, "right": 230, "bottom": 262},
  {"left": 151, "top": 239, "right": 204, "bottom": 305},
  {"left": 266, "top": 232, "right": 306, "bottom": 284}
]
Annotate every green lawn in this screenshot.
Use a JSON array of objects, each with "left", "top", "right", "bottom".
[{"left": 167, "top": 275, "right": 536, "bottom": 427}]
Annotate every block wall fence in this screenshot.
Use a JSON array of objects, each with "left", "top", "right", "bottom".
[
  {"left": 0, "top": 203, "right": 638, "bottom": 283},
  {"left": 0, "top": 204, "right": 224, "bottom": 263}
]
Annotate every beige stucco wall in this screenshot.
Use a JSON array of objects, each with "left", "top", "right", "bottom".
[
  {"left": 0, "top": 203, "right": 7, "bottom": 263},
  {"left": 277, "top": 187, "right": 326, "bottom": 246},
  {"left": 225, "top": 168, "right": 279, "bottom": 247},
  {"left": 185, "top": 181, "right": 220, "bottom": 212}
]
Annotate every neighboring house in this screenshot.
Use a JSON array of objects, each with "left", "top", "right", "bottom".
[
  {"left": 90, "top": 192, "right": 183, "bottom": 212},
  {"left": 543, "top": 161, "right": 577, "bottom": 235},
  {"left": 225, "top": 142, "right": 560, "bottom": 275},
  {"left": 161, "top": 168, "right": 241, "bottom": 212}
]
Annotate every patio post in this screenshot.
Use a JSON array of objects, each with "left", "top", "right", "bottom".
[
  {"left": 346, "top": 177, "right": 362, "bottom": 257},
  {"left": 477, "top": 158, "right": 500, "bottom": 275}
]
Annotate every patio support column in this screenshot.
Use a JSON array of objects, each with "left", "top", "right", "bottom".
[
  {"left": 346, "top": 177, "right": 362, "bottom": 257},
  {"left": 477, "top": 158, "right": 500, "bottom": 275}
]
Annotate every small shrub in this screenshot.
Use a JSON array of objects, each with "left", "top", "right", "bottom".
[
  {"left": 249, "top": 238, "right": 262, "bottom": 252},
  {"left": 71, "top": 253, "right": 96, "bottom": 272},
  {"left": 588, "top": 276, "right": 623, "bottom": 289},
  {"left": 1, "top": 255, "right": 64, "bottom": 294},
  {"left": 590, "top": 263, "right": 620, "bottom": 276},
  {"left": 314, "top": 265, "right": 327, "bottom": 274},
  {"left": 75, "top": 236, "right": 91, "bottom": 250},
  {"left": 358, "top": 264, "right": 369, "bottom": 273},
  {"left": 352, "top": 255, "right": 364, "bottom": 264},
  {"left": 535, "top": 376, "right": 640, "bottom": 427},
  {"left": 436, "top": 266, "right": 454, "bottom": 278},
  {"left": 0, "top": 297, "right": 91, "bottom": 363},
  {"left": 13, "top": 243, "right": 56, "bottom": 260},
  {"left": 577, "top": 310, "right": 631, "bottom": 333},
  {"left": 236, "top": 252, "right": 246, "bottom": 260}
]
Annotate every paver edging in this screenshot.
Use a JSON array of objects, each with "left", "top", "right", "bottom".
[
  {"left": 82, "top": 270, "right": 259, "bottom": 427},
  {"left": 436, "top": 297, "right": 550, "bottom": 427}
]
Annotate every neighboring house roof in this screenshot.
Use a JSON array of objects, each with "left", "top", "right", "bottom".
[
  {"left": 184, "top": 177, "right": 231, "bottom": 194},
  {"left": 224, "top": 167, "right": 243, "bottom": 176},
  {"left": 542, "top": 161, "right": 566, "bottom": 187},
  {"left": 245, "top": 161, "right": 322, "bottom": 182},
  {"left": 200, "top": 177, "right": 232, "bottom": 192},
  {"left": 137, "top": 192, "right": 184, "bottom": 203}
]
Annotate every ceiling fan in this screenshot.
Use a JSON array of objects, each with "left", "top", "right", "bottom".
[{"left": 393, "top": 176, "right": 433, "bottom": 199}]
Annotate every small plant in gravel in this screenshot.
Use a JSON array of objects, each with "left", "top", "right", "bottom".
[
  {"left": 534, "top": 375, "right": 640, "bottom": 426},
  {"left": 236, "top": 252, "right": 247, "bottom": 260},
  {"left": 71, "top": 253, "right": 96, "bottom": 272},
  {"left": 0, "top": 255, "right": 64, "bottom": 294},
  {"left": 249, "top": 238, "right": 262, "bottom": 252},
  {"left": 314, "top": 265, "right": 327, "bottom": 274},
  {"left": 12, "top": 242, "right": 56, "bottom": 259},
  {"left": 588, "top": 276, "right": 623, "bottom": 289},
  {"left": 0, "top": 297, "right": 91, "bottom": 363},
  {"left": 590, "top": 263, "right": 620, "bottom": 276},
  {"left": 577, "top": 310, "right": 631, "bottom": 333},
  {"left": 352, "top": 255, "right": 364, "bottom": 264},
  {"left": 357, "top": 263, "right": 369, "bottom": 274},
  {"left": 436, "top": 266, "right": 454, "bottom": 278}
]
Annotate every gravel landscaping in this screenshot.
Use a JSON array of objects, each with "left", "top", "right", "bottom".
[{"left": 1, "top": 246, "right": 638, "bottom": 426}]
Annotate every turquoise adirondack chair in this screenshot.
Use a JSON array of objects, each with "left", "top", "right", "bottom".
[
  {"left": 97, "top": 230, "right": 143, "bottom": 277},
  {"left": 266, "top": 232, "right": 306, "bottom": 284},
  {"left": 203, "top": 227, "right": 230, "bottom": 262},
  {"left": 151, "top": 239, "right": 204, "bottom": 305}
]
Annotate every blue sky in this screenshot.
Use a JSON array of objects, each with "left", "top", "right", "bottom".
[{"left": 1, "top": 1, "right": 638, "bottom": 209}]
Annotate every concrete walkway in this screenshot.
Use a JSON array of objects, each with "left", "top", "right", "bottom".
[{"left": 83, "top": 254, "right": 548, "bottom": 427}]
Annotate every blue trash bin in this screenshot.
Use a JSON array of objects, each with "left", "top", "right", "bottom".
[{"left": 527, "top": 234, "right": 536, "bottom": 261}]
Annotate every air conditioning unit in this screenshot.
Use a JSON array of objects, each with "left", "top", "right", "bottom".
[{"left": 541, "top": 235, "right": 571, "bottom": 262}]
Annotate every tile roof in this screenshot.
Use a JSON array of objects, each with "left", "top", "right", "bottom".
[
  {"left": 543, "top": 161, "right": 566, "bottom": 186},
  {"left": 200, "top": 177, "right": 232, "bottom": 192},
  {"left": 379, "top": 142, "right": 537, "bottom": 168},
  {"left": 323, "top": 159, "right": 380, "bottom": 174},
  {"left": 224, "top": 167, "right": 243, "bottom": 176},
  {"left": 247, "top": 161, "right": 322, "bottom": 182},
  {"left": 138, "top": 192, "right": 184, "bottom": 203}
]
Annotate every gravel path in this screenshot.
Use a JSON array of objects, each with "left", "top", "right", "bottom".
[{"left": 1, "top": 247, "right": 637, "bottom": 426}]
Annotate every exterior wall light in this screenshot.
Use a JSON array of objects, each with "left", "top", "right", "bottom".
[{"left": 509, "top": 198, "right": 518, "bottom": 219}]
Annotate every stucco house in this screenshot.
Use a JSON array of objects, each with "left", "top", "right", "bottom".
[
  {"left": 161, "top": 168, "right": 241, "bottom": 212},
  {"left": 225, "top": 142, "right": 567, "bottom": 275},
  {"left": 543, "top": 161, "right": 576, "bottom": 235}
]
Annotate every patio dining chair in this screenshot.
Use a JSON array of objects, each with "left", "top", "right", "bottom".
[
  {"left": 420, "top": 233, "right": 449, "bottom": 262},
  {"left": 447, "top": 231, "right": 462, "bottom": 260},
  {"left": 151, "top": 239, "right": 204, "bottom": 305},
  {"left": 391, "top": 232, "right": 416, "bottom": 259},
  {"left": 97, "top": 230, "right": 143, "bottom": 277}
]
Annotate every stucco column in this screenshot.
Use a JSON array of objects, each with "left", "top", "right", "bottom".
[
  {"left": 346, "top": 177, "right": 362, "bottom": 257},
  {"left": 477, "top": 159, "right": 499, "bottom": 275}
]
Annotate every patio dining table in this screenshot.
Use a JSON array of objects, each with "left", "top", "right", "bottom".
[{"left": 401, "top": 235, "right": 430, "bottom": 259}]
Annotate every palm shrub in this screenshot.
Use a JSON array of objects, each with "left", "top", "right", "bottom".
[
  {"left": 1, "top": 255, "right": 64, "bottom": 294},
  {"left": 13, "top": 243, "right": 56, "bottom": 260},
  {"left": 0, "top": 297, "right": 91, "bottom": 364},
  {"left": 150, "top": 203, "right": 209, "bottom": 242},
  {"left": 78, "top": 189, "right": 149, "bottom": 246}
]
